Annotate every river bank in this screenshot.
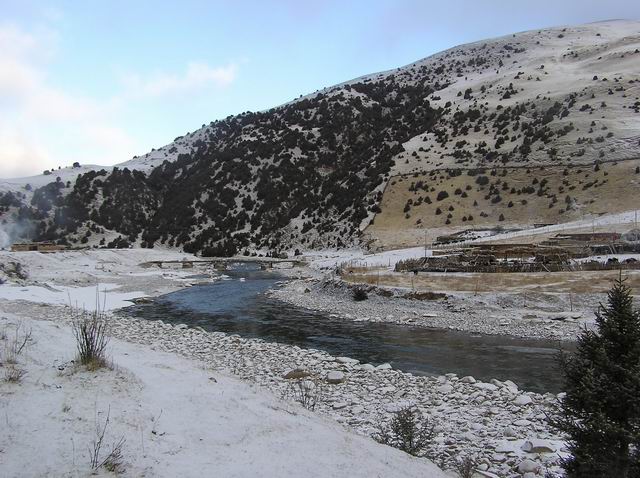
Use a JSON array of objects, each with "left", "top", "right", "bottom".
[
  {"left": 0, "top": 249, "right": 569, "bottom": 476},
  {"left": 1, "top": 298, "right": 567, "bottom": 477},
  {"left": 268, "top": 276, "right": 591, "bottom": 341},
  {"left": 0, "top": 249, "right": 447, "bottom": 477}
]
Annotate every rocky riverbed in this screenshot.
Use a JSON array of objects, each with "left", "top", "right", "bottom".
[
  {"left": 268, "top": 276, "right": 594, "bottom": 341},
  {"left": 0, "top": 299, "right": 567, "bottom": 477}
]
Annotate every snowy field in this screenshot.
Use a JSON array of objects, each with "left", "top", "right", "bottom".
[
  {"left": 0, "top": 248, "right": 447, "bottom": 477},
  {"left": 0, "top": 313, "right": 444, "bottom": 478}
]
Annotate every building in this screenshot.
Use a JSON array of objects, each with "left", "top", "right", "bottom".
[{"left": 10, "top": 242, "right": 65, "bottom": 252}]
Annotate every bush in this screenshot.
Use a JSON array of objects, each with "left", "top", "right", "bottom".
[
  {"left": 72, "top": 307, "right": 110, "bottom": 370},
  {"left": 90, "top": 406, "right": 126, "bottom": 473},
  {"left": 453, "top": 455, "right": 479, "bottom": 478},
  {"left": 286, "top": 378, "right": 323, "bottom": 411},
  {"left": 352, "top": 288, "right": 368, "bottom": 301},
  {"left": 553, "top": 278, "right": 640, "bottom": 477},
  {"left": 436, "top": 191, "right": 449, "bottom": 201},
  {"left": 373, "top": 407, "right": 435, "bottom": 456}
]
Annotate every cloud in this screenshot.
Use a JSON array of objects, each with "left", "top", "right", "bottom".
[
  {"left": 122, "top": 61, "right": 238, "bottom": 98},
  {"left": 0, "top": 21, "right": 239, "bottom": 179},
  {"left": 0, "top": 23, "right": 138, "bottom": 178}
]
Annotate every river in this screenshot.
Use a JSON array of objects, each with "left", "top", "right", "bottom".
[{"left": 125, "top": 265, "right": 570, "bottom": 393}]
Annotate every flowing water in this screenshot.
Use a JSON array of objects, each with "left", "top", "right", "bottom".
[{"left": 125, "top": 265, "right": 571, "bottom": 393}]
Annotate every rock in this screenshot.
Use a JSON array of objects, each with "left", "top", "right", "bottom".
[
  {"left": 517, "top": 459, "right": 540, "bottom": 474},
  {"left": 503, "top": 427, "right": 517, "bottom": 437},
  {"left": 460, "top": 375, "right": 477, "bottom": 384},
  {"left": 375, "top": 363, "right": 392, "bottom": 370},
  {"left": 503, "top": 380, "right": 519, "bottom": 393},
  {"left": 358, "top": 363, "right": 376, "bottom": 371},
  {"left": 494, "top": 442, "right": 513, "bottom": 453},
  {"left": 523, "top": 474, "right": 537, "bottom": 478},
  {"left": 282, "top": 369, "right": 311, "bottom": 379},
  {"left": 514, "top": 419, "right": 532, "bottom": 427},
  {"left": 326, "top": 371, "right": 346, "bottom": 384},
  {"left": 336, "top": 357, "right": 359, "bottom": 365},
  {"left": 513, "top": 394, "right": 533, "bottom": 406},
  {"left": 437, "top": 384, "right": 453, "bottom": 393},
  {"left": 475, "top": 382, "right": 498, "bottom": 392},
  {"left": 521, "top": 439, "right": 557, "bottom": 453},
  {"left": 332, "top": 401, "right": 348, "bottom": 410}
]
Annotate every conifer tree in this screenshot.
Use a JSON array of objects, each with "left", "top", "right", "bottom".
[{"left": 554, "top": 278, "right": 640, "bottom": 477}]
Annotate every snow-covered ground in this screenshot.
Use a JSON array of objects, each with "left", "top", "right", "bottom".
[
  {"left": 438, "top": 210, "right": 640, "bottom": 248},
  {"left": 0, "top": 248, "right": 447, "bottom": 477},
  {"left": 0, "top": 248, "right": 582, "bottom": 476},
  {"left": 0, "top": 313, "right": 443, "bottom": 477},
  {"left": 302, "top": 246, "right": 432, "bottom": 271}
]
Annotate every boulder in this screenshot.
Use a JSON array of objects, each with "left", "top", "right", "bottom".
[
  {"left": 474, "top": 382, "right": 499, "bottom": 392},
  {"left": 437, "top": 384, "right": 454, "bottom": 394},
  {"left": 517, "top": 459, "right": 540, "bottom": 474},
  {"left": 336, "top": 356, "right": 359, "bottom": 365},
  {"left": 521, "top": 439, "right": 557, "bottom": 454},
  {"left": 514, "top": 419, "right": 532, "bottom": 427},
  {"left": 375, "top": 363, "right": 392, "bottom": 370},
  {"left": 282, "top": 369, "right": 311, "bottom": 379},
  {"left": 503, "top": 380, "right": 519, "bottom": 393},
  {"left": 326, "top": 371, "right": 346, "bottom": 384},
  {"left": 358, "top": 363, "right": 376, "bottom": 371},
  {"left": 460, "top": 375, "right": 477, "bottom": 384},
  {"left": 513, "top": 394, "right": 533, "bottom": 406}
]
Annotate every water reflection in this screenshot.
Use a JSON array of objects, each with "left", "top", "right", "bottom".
[{"left": 125, "top": 265, "right": 570, "bottom": 393}]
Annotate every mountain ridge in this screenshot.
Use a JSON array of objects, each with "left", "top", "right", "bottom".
[{"left": 1, "top": 20, "right": 639, "bottom": 254}]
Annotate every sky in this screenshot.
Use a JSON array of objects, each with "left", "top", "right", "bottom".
[{"left": 1, "top": 0, "right": 639, "bottom": 179}]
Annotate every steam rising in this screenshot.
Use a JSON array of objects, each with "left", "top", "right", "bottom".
[
  {"left": 0, "top": 221, "right": 33, "bottom": 249},
  {"left": 0, "top": 228, "right": 9, "bottom": 249}
]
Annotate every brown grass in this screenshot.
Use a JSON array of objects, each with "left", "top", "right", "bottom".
[
  {"left": 367, "top": 159, "right": 640, "bottom": 249},
  {"left": 343, "top": 270, "right": 640, "bottom": 295}
]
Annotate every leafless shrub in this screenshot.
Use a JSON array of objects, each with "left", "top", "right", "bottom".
[
  {"left": 1, "top": 322, "right": 32, "bottom": 365},
  {"left": 89, "top": 406, "right": 126, "bottom": 473},
  {"left": 72, "top": 307, "right": 110, "bottom": 370},
  {"left": 4, "top": 365, "right": 26, "bottom": 383},
  {"left": 373, "top": 406, "right": 435, "bottom": 456},
  {"left": 285, "top": 378, "right": 323, "bottom": 411},
  {"left": 454, "top": 454, "right": 479, "bottom": 478}
]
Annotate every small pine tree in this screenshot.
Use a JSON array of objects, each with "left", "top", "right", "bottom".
[{"left": 553, "top": 278, "right": 640, "bottom": 477}]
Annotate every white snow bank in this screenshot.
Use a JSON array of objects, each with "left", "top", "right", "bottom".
[
  {"left": 0, "top": 283, "right": 144, "bottom": 310},
  {"left": 303, "top": 246, "right": 432, "bottom": 271}
]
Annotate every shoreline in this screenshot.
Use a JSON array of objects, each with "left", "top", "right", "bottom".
[
  {"left": 0, "top": 249, "right": 569, "bottom": 476},
  {"left": 0, "top": 298, "right": 567, "bottom": 476},
  {"left": 267, "top": 275, "right": 591, "bottom": 342}
]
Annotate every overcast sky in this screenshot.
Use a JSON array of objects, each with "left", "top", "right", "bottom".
[{"left": 1, "top": 0, "right": 639, "bottom": 178}]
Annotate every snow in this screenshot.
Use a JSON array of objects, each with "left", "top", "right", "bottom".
[
  {"left": 0, "top": 248, "right": 446, "bottom": 476},
  {"left": 0, "top": 312, "right": 446, "bottom": 478},
  {"left": 303, "top": 247, "right": 433, "bottom": 271},
  {"left": 435, "top": 209, "right": 640, "bottom": 248},
  {"left": 0, "top": 283, "right": 145, "bottom": 311},
  {"left": 0, "top": 165, "right": 103, "bottom": 192}
]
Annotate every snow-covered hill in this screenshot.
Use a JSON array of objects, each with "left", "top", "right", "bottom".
[{"left": 1, "top": 20, "right": 638, "bottom": 253}]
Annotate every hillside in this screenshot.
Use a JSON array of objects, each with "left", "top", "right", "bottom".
[{"left": 1, "top": 20, "right": 639, "bottom": 254}]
